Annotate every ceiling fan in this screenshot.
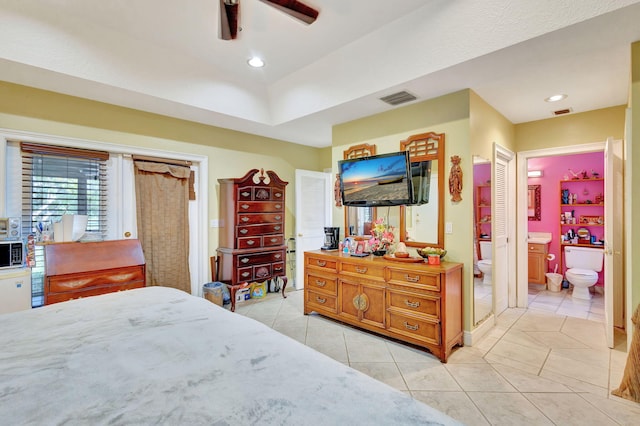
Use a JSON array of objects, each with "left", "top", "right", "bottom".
[{"left": 219, "top": 0, "right": 319, "bottom": 40}]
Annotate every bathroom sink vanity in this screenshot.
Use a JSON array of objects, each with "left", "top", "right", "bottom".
[{"left": 527, "top": 233, "right": 551, "bottom": 285}]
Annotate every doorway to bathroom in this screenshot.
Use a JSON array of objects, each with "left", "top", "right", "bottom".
[{"left": 516, "top": 139, "right": 624, "bottom": 348}]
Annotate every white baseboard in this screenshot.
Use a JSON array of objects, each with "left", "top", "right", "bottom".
[{"left": 463, "top": 313, "right": 495, "bottom": 346}]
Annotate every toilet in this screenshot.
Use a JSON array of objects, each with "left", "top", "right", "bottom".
[
  {"left": 564, "top": 246, "right": 603, "bottom": 300},
  {"left": 477, "top": 241, "right": 492, "bottom": 285}
]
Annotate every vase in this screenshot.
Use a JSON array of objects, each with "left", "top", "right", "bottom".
[{"left": 371, "top": 249, "right": 387, "bottom": 256}]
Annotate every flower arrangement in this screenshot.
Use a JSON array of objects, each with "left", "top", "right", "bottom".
[{"left": 368, "top": 217, "right": 395, "bottom": 254}]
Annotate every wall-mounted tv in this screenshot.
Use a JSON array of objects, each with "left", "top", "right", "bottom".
[{"left": 338, "top": 151, "right": 413, "bottom": 207}]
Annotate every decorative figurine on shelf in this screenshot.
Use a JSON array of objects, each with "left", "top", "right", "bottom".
[
  {"left": 449, "top": 155, "right": 463, "bottom": 202},
  {"left": 561, "top": 189, "right": 570, "bottom": 204},
  {"left": 581, "top": 170, "right": 589, "bottom": 179},
  {"left": 567, "top": 168, "right": 581, "bottom": 180},
  {"left": 591, "top": 169, "right": 600, "bottom": 179}
]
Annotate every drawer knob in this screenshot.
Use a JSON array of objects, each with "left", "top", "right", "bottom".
[
  {"left": 274, "top": 266, "right": 283, "bottom": 272},
  {"left": 275, "top": 215, "right": 282, "bottom": 220},
  {"left": 275, "top": 192, "right": 282, "bottom": 198},
  {"left": 241, "top": 272, "right": 250, "bottom": 278},
  {"left": 241, "top": 191, "right": 250, "bottom": 197},
  {"left": 275, "top": 204, "right": 282, "bottom": 209},
  {"left": 404, "top": 300, "right": 420, "bottom": 308},
  {"left": 315, "top": 280, "right": 326, "bottom": 287},
  {"left": 405, "top": 274, "right": 420, "bottom": 283},
  {"left": 404, "top": 321, "right": 419, "bottom": 331},
  {"left": 241, "top": 204, "right": 250, "bottom": 210},
  {"left": 275, "top": 254, "right": 282, "bottom": 259},
  {"left": 274, "top": 226, "right": 281, "bottom": 231},
  {"left": 241, "top": 258, "right": 250, "bottom": 264},
  {"left": 247, "top": 240, "right": 256, "bottom": 246},
  {"left": 316, "top": 296, "right": 326, "bottom": 304},
  {"left": 316, "top": 260, "right": 326, "bottom": 267},
  {"left": 355, "top": 267, "right": 367, "bottom": 274},
  {"left": 240, "top": 229, "right": 248, "bottom": 234},
  {"left": 241, "top": 217, "right": 250, "bottom": 222},
  {"left": 270, "top": 238, "right": 278, "bottom": 243}
]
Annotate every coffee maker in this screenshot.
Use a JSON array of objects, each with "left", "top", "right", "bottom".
[{"left": 321, "top": 227, "right": 339, "bottom": 250}]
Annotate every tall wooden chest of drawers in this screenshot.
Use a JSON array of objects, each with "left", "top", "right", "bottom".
[
  {"left": 216, "top": 169, "right": 288, "bottom": 310},
  {"left": 304, "top": 250, "right": 463, "bottom": 362}
]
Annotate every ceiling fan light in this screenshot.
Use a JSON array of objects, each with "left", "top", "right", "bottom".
[{"left": 247, "top": 57, "right": 265, "bottom": 68}]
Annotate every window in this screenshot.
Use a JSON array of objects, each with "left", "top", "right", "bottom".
[{"left": 20, "top": 143, "right": 108, "bottom": 305}]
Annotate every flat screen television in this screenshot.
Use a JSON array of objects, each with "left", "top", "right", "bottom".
[{"left": 338, "top": 151, "right": 413, "bottom": 207}]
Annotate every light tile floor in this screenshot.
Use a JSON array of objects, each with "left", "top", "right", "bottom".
[
  {"left": 235, "top": 289, "right": 639, "bottom": 425},
  {"left": 528, "top": 283, "right": 605, "bottom": 323}
]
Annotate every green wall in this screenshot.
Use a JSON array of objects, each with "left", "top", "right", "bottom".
[
  {"left": 629, "top": 41, "right": 640, "bottom": 332},
  {"left": 0, "top": 81, "right": 330, "bottom": 265}
]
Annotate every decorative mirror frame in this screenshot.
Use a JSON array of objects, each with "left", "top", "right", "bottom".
[
  {"left": 343, "top": 143, "right": 377, "bottom": 238},
  {"left": 399, "top": 132, "right": 445, "bottom": 249},
  {"left": 528, "top": 184, "right": 541, "bottom": 221}
]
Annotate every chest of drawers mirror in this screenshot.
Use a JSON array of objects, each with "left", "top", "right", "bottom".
[
  {"left": 304, "top": 250, "right": 463, "bottom": 362},
  {"left": 216, "top": 169, "right": 288, "bottom": 311}
]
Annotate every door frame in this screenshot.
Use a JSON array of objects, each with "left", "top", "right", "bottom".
[{"left": 516, "top": 142, "right": 604, "bottom": 307}]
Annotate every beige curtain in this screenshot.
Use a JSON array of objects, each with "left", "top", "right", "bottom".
[{"left": 134, "top": 161, "right": 191, "bottom": 292}]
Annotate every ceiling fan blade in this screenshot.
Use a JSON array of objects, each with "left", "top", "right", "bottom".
[
  {"left": 219, "top": 0, "right": 240, "bottom": 40},
  {"left": 259, "top": 0, "right": 319, "bottom": 25}
]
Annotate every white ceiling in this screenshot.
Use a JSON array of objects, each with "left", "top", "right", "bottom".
[{"left": 1, "top": 0, "right": 640, "bottom": 148}]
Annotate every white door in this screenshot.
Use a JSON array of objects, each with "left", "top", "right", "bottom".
[
  {"left": 604, "top": 137, "right": 623, "bottom": 348},
  {"left": 493, "top": 144, "right": 514, "bottom": 315},
  {"left": 295, "top": 169, "right": 332, "bottom": 289}
]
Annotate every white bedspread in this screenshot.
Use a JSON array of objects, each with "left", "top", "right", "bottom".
[{"left": 0, "top": 287, "right": 459, "bottom": 425}]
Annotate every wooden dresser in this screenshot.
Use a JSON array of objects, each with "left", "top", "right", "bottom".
[
  {"left": 216, "top": 169, "right": 288, "bottom": 311},
  {"left": 304, "top": 250, "right": 463, "bottom": 362},
  {"left": 44, "top": 239, "right": 146, "bottom": 305}
]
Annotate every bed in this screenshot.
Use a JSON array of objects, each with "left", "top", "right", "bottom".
[{"left": 0, "top": 286, "right": 459, "bottom": 425}]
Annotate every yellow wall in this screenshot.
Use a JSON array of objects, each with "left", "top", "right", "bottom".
[
  {"left": 515, "top": 105, "right": 626, "bottom": 151},
  {"left": 0, "top": 81, "right": 330, "bottom": 270}
]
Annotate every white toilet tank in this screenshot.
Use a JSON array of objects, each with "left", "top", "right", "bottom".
[
  {"left": 479, "top": 241, "right": 491, "bottom": 260},
  {"left": 564, "top": 246, "right": 603, "bottom": 272}
]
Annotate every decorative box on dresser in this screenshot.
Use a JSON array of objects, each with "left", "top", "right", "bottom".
[
  {"left": 304, "top": 250, "right": 463, "bottom": 362},
  {"left": 44, "top": 239, "right": 146, "bottom": 305},
  {"left": 217, "top": 169, "right": 288, "bottom": 311}
]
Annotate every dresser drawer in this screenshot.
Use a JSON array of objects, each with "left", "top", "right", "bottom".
[
  {"left": 387, "top": 288, "right": 440, "bottom": 320},
  {"left": 386, "top": 267, "right": 440, "bottom": 292},
  {"left": 48, "top": 267, "right": 145, "bottom": 293},
  {"left": 238, "top": 236, "right": 263, "bottom": 249},
  {"left": 237, "top": 186, "right": 253, "bottom": 201},
  {"left": 237, "top": 213, "right": 284, "bottom": 225},
  {"left": 340, "top": 261, "right": 385, "bottom": 280},
  {"left": 387, "top": 312, "right": 440, "bottom": 346},
  {"left": 263, "top": 235, "right": 284, "bottom": 247},
  {"left": 306, "top": 272, "right": 338, "bottom": 294},
  {"left": 46, "top": 281, "right": 145, "bottom": 304},
  {"left": 272, "top": 261, "right": 285, "bottom": 276},
  {"left": 237, "top": 201, "right": 285, "bottom": 213},
  {"left": 237, "top": 223, "right": 284, "bottom": 237},
  {"left": 237, "top": 250, "right": 285, "bottom": 267},
  {"left": 237, "top": 263, "right": 272, "bottom": 282},
  {"left": 306, "top": 289, "right": 337, "bottom": 313},
  {"left": 305, "top": 255, "right": 338, "bottom": 272}
]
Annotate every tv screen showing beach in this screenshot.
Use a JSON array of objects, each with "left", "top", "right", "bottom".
[{"left": 339, "top": 152, "right": 411, "bottom": 206}]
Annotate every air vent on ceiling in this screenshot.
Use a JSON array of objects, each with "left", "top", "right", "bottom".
[
  {"left": 379, "top": 91, "right": 417, "bottom": 106},
  {"left": 553, "top": 107, "right": 573, "bottom": 116}
]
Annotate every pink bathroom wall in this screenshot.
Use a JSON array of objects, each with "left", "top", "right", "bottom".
[{"left": 527, "top": 151, "right": 605, "bottom": 284}]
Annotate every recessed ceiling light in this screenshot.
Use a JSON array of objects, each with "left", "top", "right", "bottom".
[
  {"left": 247, "top": 57, "right": 265, "bottom": 68},
  {"left": 545, "top": 94, "right": 567, "bottom": 102}
]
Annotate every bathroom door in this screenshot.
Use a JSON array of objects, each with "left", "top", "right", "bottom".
[
  {"left": 295, "top": 169, "right": 332, "bottom": 289},
  {"left": 604, "top": 137, "right": 623, "bottom": 348}
]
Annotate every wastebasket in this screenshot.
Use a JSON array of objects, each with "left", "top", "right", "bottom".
[
  {"left": 545, "top": 272, "right": 563, "bottom": 292},
  {"left": 203, "top": 282, "right": 224, "bottom": 306}
]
